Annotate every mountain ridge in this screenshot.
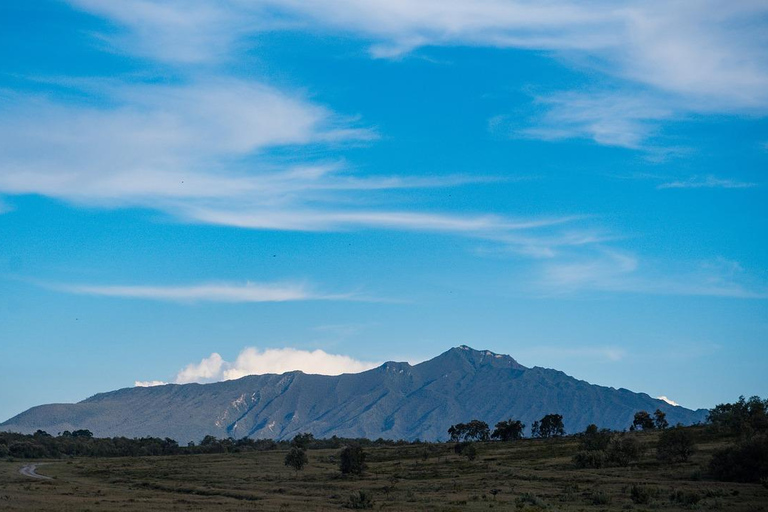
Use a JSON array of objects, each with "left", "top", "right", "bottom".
[{"left": 1, "top": 346, "right": 708, "bottom": 442}]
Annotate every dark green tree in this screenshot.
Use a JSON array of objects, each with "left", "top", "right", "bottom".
[
  {"left": 653, "top": 409, "right": 669, "bottom": 430},
  {"left": 531, "top": 414, "right": 565, "bottom": 438},
  {"left": 447, "top": 420, "right": 491, "bottom": 442},
  {"left": 579, "top": 424, "right": 612, "bottom": 451},
  {"left": 656, "top": 426, "right": 696, "bottom": 462},
  {"left": 708, "top": 396, "right": 768, "bottom": 436},
  {"left": 340, "top": 444, "right": 367, "bottom": 475},
  {"left": 291, "top": 432, "right": 315, "bottom": 450},
  {"left": 632, "top": 411, "right": 655, "bottom": 430},
  {"left": 491, "top": 419, "right": 525, "bottom": 441},
  {"left": 284, "top": 446, "right": 308, "bottom": 472}
]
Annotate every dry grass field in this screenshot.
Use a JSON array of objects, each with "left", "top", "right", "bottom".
[{"left": 1, "top": 430, "right": 766, "bottom": 511}]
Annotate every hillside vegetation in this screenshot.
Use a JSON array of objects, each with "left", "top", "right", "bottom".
[{"left": 1, "top": 396, "right": 766, "bottom": 511}]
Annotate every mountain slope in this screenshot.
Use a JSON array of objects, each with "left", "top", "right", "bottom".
[{"left": 1, "top": 346, "right": 708, "bottom": 442}]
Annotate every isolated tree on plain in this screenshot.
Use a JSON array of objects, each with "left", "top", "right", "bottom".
[
  {"left": 654, "top": 409, "right": 669, "bottom": 430},
  {"left": 531, "top": 414, "right": 565, "bottom": 438},
  {"left": 285, "top": 446, "right": 308, "bottom": 473},
  {"left": 632, "top": 411, "right": 655, "bottom": 430},
  {"left": 491, "top": 419, "right": 525, "bottom": 441},
  {"left": 339, "top": 444, "right": 367, "bottom": 475}
]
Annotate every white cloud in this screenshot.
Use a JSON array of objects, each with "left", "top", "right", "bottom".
[
  {"left": 51, "top": 281, "right": 359, "bottom": 303},
  {"left": 657, "top": 395, "right": 680, "bottom": 407},
  {"left": 657, "top": 175, "right": 758, "bottom": 189},
  {"left": 0, "top": 80, "right": 372, "bottom": 202},
  {"left": 67, "top": 1, "right": 768, "bottom": 108},
  {"left": 518, "top": 91, "right": 676, "bottom": 150},
  {"left": 173, "top": 347, "right": 381, "bottom": 384},
  {"left": 66, "top": 0, "right": 767, "bottom": 149},
  {"left": 134, "top": 380, "right": 168, "bottom": 387},
  {"left": 0, "top": 80, "right": 590, "bottom": 256}
]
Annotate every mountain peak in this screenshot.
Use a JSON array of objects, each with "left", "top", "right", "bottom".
[{"left": 431, "top": 345, "right": 526, "bottom": 370}]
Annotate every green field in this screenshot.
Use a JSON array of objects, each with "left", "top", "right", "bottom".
[{"left": 1, "top": 430, "right": 766, "bottom": 511}]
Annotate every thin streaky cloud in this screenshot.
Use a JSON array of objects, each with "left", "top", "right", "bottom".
[
  {"left": 536, "top": 251, "right": 768, "bottom": 299},
  {"left": 49, "top": 281, "right": 365, "bottom": 303},
  {"left": 63, "top": 0, "right": 768, "bottom": 150},
  {"left": 657, "top": 175, "right": 758, "bottom": 190}
]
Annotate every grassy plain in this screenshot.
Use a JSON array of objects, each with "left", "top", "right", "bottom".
[{"left": 1, "top": 429, "right": 766, "bottom": 511}]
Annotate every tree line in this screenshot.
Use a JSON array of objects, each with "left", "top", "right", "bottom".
[{"left": 2, "top": 395, "right": 765, "bottom": 483}]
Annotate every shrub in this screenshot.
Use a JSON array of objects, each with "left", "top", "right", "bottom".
[
  {"left": 463, "top": 443, "right": 477, "bottom": 461},
  {"left": 657, "top": 426, "right": 696, "bottom": 463},
  {"left": 8, "top": 441, "right": 47, "bottom": 458},
  {"left": 340, "top": 445, "right": 367, "bottom": 475},
  {"left": 345, "top": 490, "right": 374, "bottom": 509},
  {"left": 629, "top": 484, "right": 658, "bottom": 505},
  {"left": 591, "top": 490, "right": 611, "bottom": 505},
  {"left": 284, "top": 447, "right": 308, "bottom": 472},
  {"left": 573, "top": 450, "right": 605, "bottom": 469},
  {"left": 669, "top": 489, "right": 701, "bottom": 505},
  {"left": 580, "top": 425, "right": 612, "bottom": 452},
  {"left": 709, "top": 434, "right": 768, "bottom": 483},
  {"left": 606, "top": 435, "right": 643, "bottom": 467},
  {"left": 515, "top": 493, "right": 547, "bottom": 508}
]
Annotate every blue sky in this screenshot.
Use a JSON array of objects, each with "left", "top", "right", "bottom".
[{"left": 1, "top": 0, "right": 767, "bottom": 422}]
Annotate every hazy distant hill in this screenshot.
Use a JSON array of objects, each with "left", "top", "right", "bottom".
[{"left": 1, "top": 346, "right": 708, "bottom": 443}]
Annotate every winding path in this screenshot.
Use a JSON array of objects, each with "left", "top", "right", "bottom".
[{"left": 19, "top": 463, "right": 52, "bottom": 480}]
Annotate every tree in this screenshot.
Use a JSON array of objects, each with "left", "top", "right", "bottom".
[
  {"left": 579, "top": 424, "right": 612, "bottom": 452},
  {"left": 708, "top": 396, "right": 768, "bottom": 436},
  {"left": 447, "top": 420, "right": 490, "bottom": 442},
  {"left": 606, "top": 435, "right": 643, "bottom": 466},
  {"left": 656, "top": 426, "right": 696, "bottom": 463},
  {"left": 291, "top": 433, "right": 315, "bottom": 450},
  {"left": 709, "top": 434, "right": 768, "bottom": 483},
  {"left": 284, "top": 446, "right": 308, "bottom": 472},
  {"left": 339, "top": 445, "right": 367, "bottom": 475},
  {"left": 632, "top": 411, "right": 655, "bottom": 430},
  {"left": 531, "top": 414, "right": 565, "bottom": 438},
  {"left": 492, "top": 419, "right": 525, "bottom": 441},
  {"left": 654, "top": 409, "right": 669, "bottom": 430}
]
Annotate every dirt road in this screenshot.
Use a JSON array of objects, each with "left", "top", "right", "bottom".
[{"left": 19, "top": 464, "right": 52, "bottom": 480}]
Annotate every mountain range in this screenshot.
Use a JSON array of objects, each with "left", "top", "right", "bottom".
[{"left": 1, "top": 346, "right": 708, "bottom": 443}]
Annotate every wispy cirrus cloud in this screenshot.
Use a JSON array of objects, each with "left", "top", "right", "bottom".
[
  {"left": 0, "top": 79, "right": 588, "bottom": 255},
  {"left": 136, "top": 346, "right": 382, "bottom": 386},
  {"left": 517, "top": 90, "right": 676, "bottom": 150},
  {"left": 69, "top": 0, "right": 767, "bottom": 150},
  {"left": 537, "top": 251, "right": 767, "bottom": 299},
  {"left": 50, "top": 281, "right": 364, "bottom": 303},
  {"left": 657, "top": 175, "right": 758, "bottom": 190}
]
